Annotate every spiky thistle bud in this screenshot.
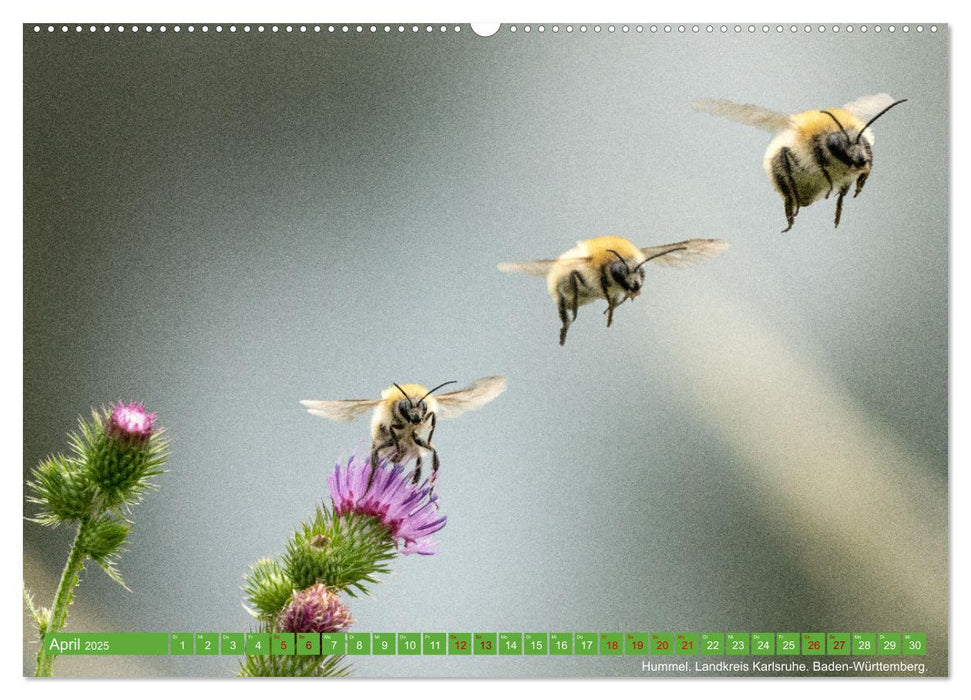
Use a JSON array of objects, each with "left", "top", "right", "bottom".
[
  {"left": 26, "top": 456, "right": 95, "bottom": 525},
  {"left": 282, "top": 506, "right": 396, "bottom": 595},
  {"left": 84, "top": 402, "right": 166, "bottom": 509},
  {"left": 276, "top": 583, "right": 354, "bottom": 634},
  {"left": 243, "top": 558, "right": 295, "bottom": 620},
  {"left": 105, "top": 401, "right": 156, "bottom": 445}
]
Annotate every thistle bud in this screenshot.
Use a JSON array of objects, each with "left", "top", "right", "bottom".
[
  {"left": 87, "top": 402, "right": 164, "bottom": 507},
  {"left": 276, "top": 583, "right": 353, "bottom": 634},
  {"left": 106, "top": 401, "right": 156, "bottom": 446}
]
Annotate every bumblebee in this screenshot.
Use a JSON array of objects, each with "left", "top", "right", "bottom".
[
  {"left": 300, "top": 376, "right": 506, "bottom": 489},
  {"left": 499, "top": 236, "right": 729, "bottom": 345},
  {"left": 692, "top": 94, "right": 907, "bottom": 231}
]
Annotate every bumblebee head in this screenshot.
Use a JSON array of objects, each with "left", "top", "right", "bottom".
[
  {"left": 606, "top": 250, "right": 646, "bottom": 295},
  {"left": 393, "top": 381, "right": 456, "bottom": 424},
  {"left": 825, "top": 130, "right": 872, "bottom": 170},
  {"left": 821, "top": 99, "right": 907, "bottom": 171}
]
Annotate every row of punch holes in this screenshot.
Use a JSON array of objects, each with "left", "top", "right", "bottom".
[{"left": 32, "top": 24, "right": 940, "bottom": 35}]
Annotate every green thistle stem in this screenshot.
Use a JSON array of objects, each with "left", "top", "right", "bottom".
[{"left": 35, "top": 516, "right": 90, "bottom": 677}]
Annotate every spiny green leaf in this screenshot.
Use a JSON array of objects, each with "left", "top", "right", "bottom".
[
  {"left": 23, "top": 585, "right": 47, "bottom": 628},
  {"left": 80, "top": 515, "right": 131, "bottom": 590}
]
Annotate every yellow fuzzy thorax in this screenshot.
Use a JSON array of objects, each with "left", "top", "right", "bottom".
[
  {"left": 579, "top": 236, "right": 642, "bottom": 267},
  {"left": 380, "top": 383, "right": 429, "bottom": 402},
  {"left": 792, "top": 107, "right": 865, "bottom": 139}
]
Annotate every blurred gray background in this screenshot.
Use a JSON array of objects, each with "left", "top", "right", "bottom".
[{"left": 23, "top": 24, "right": 948, "bottom": 677}]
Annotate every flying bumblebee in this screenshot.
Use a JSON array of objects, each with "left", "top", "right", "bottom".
[
  {"left": 691, "top": 94, "right": 907, "bottom": 231},
  {"left": 498, "top": 236, "right": 729, "bottom": 346},
  {"left": 300, "top": 376, "right": 506, "bottom": 490}
]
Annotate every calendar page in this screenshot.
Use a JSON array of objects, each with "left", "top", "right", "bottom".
[{"left": 22, "top": 21, "right": 948, "bottom": 678}]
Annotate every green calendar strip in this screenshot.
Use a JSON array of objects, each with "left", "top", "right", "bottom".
[{"left": 39, "top": 631, "right": 928, "bottom": 656}]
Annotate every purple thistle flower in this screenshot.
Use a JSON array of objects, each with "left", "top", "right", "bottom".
[
  {"left": 106, "top": 401, "right": 156, "bottom": 444},
  {"left": 276, "top": 583, "right": 354, "bottom": 634},
  {"left": 328, "top": 453, "right": 447, "bottom": 555}
]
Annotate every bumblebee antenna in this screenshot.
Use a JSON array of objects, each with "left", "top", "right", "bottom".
[
  {"left": 420, "top": 380, "right": 458, "bottom": 401},
  {"left": 820, "top": 110, "right": 850, "bottom": 141},
  {"left": 606, "top": 249, "right": 630, "bottom": 273},
  {"left": 855, "top": 99, "right": 907, "bottom": 143},
  {"left": 633, "top": 246, "right": 688, "bottom": 272},
  {"left": 393, "top": 383, "right": 413, "bottom": 406}
]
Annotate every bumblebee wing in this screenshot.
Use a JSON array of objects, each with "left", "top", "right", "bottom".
[
  {"left": 690, "top": 99, "right": 792, "bottom": 132},
  {"left": 640, "top": 238, "right": 730, "bottom": 268},
  {"left": 434, "top": 376, "right": 506, "bottom": 419},
  {"left": 497, "top": 259, "right": 560, "bottom": 277},
  {"left": 299, "top": 398, "right": 381, "bottom": 422},
  {"left": 843, "top": 93, "right": 897, "bottom": 120}
]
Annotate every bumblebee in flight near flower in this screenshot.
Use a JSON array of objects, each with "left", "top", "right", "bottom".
[
  {"left": 300, "top": 376, "right": 506, "bottom": 490},
  {"left": 498, "top": 236, "right": 729, "bottom": 346},
  {"left": 691, "top": 94, "right": 907, "bottom": 232}
]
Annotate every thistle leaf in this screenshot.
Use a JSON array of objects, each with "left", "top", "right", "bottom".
[{"left": 23, "top": 585, "right": 47, "bottom": 628}]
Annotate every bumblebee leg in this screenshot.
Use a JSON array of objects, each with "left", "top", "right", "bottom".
[
  {"left": 820, "top": 168, "right": 834, "bottom": 198},
  {"left": 812, "top": 141, "right": 834, "bottom": 198},
  {"left": 834, "top": 184, "right": 850, "bottom": 228},
  {"left": 411, "top": 456, "right": 423, "bottom": 485},
  {"left": 599, "top": 267, "right": 616, "bottom": 327},
  {"left": 569, "top": 270, "right": 586, "bottom": 321},
  {"left": 368, "top": 431, "right": 398, "bottom": 490},
  {"left": 779, "top": 147, "right": 801, "bottom": 232},
  {"left": 412, "top": 434, "right": 440, "bottom": 489},
  {"left": 557, "top": 293, "right": 571, "bottom": 346},
  {"left": 603, "top": 295, "right": 629, "bottom": 314},
  {"left": 854, "top": 172, "right": 869, "bottom": 198}
]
